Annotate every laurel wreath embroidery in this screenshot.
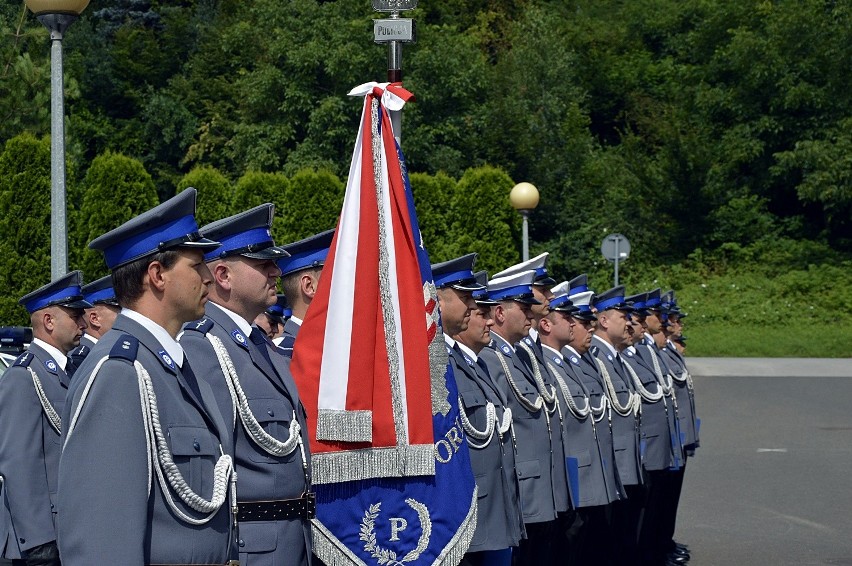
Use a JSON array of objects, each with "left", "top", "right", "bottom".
[{"left": 359, "top": 499, "right": 433, "bottom": 565}]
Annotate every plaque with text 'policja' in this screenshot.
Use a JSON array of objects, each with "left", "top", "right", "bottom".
[{"left": 374, "top": 19, "right": 415, "bottom": 43}]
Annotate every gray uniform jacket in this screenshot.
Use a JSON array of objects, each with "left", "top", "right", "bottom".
[
  {"left": 622, "top": 348, "right": 675, "bottom": 472},
  {"left": 448, "top": 342, "right": 524, "bottom": 551},
  {"left": 636, "top": 338, "right": 683, "bottom": 469},
  {"left": 661, "top": 343, "right": 699, "bottom": 449},
  {"left": 277, "top": 319, "right": 301, "bottom": 357},
  {"left": 180, "top": 304, "right": 312, "bottom": 566},
  {"left": 564, "top": 349, "right": 623, "bottom": 503},
  {"left": 516, "top": 335, "right": 571, "bottom": 513},
  {"left": 542, "top": 346, "right": 613, "bottom": 508},
  {"left": 57, "top": 314, "right": 234, "bottom": 565},
  {"left": 589, "top": 336, "right": 642, "bottom": 486},
  {"left": 479, "top": 333, "right": 558, "bottom": 525},
  {"left": 0, "top": 344, "right": 69, "bottom": 558},
  {"left": 67, "top": 334, "right": 97, "bottom": 376}
]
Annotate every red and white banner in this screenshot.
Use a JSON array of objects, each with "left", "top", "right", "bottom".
[{"left": 291, "top": 82, "right": 437, "bottom": 483}]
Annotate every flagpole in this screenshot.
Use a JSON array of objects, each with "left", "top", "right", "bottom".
[{"left": 372, "top": 0, "right": 416, "bottom": 142}]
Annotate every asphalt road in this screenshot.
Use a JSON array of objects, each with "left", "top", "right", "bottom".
[{"left": 675, "top": 373, "right": 852, "bottom": 565}]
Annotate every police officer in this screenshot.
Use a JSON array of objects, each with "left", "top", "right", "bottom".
[
  {"left": 588, "top": 285, "right": 643, "bottom": 565},
  {"left": 433, "top": 256, "right": 522, "bottom": 565},
  {"left": 478, "top": 271, "right": 559, "bottom": 566},
  {"left": 493, "top": 254, "right": 573, "bottom": 558},
  {"left": 0, "top": 271, "right": 91, "bottom": 566},
  {"left": 623, "top": 292, "right": 682, "bottom": 566},
  {"left": 277, "top": 230, "right": 335, "bottom": 356},
  {"left": 538, "top": 287, "right": 618, "bottom": 565},
  {"left": 555, "top": 279, "right": 623, "bottom": 564},
  {"left": 179, "top": 204, "right": 313, "bottom": 566},
  {"left": 67, "top": 275, "right": 120, "bottom": 374},
  {"left": 57, "top": 188, "right": 237, "bottom": 565}
]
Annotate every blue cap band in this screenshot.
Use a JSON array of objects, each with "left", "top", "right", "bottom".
[
  {"left": 85, "top": 287, "right": 116, "bottom": 304},
  {"left": 569, "top": 284, "right": 588, "bottom": 294},
  {"left": 488, "top": 284, "right": 533, "bottom": 302},
  {"left": 104, "top": 214, "right": 199, "bottom": 269},
  {"left": 434, "top": 268, "right": 475, "bottom": 288},
  {"left": 279, "top": 247, "right": 329, "bottom": 276},
  {"left": 549, "top": 295, "right": 572, "bottom": 309},
  {"left": 575, "top": 304, "right": 592, "bottom": 313},
  {"left": 24, "top": 286, "right": 84, "bottom": 313},
  {"left": 205, "top": 226, "right": 273, "bottom": 261},
  {"left": 631, "top": 299, "right": 647, "bottom": 310},
  {"left": 645, "top": 296, "right": 661, "bottom": 308},
  {"left": 594, "top": 295, "right": 626, "bottom": 311}
]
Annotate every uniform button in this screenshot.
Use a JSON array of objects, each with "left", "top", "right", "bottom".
[
  {"left": 238, "top": 539, "right": 245, "bottom": 547},
  {"left": 19, "top": 538, "right": 25, "bottom": 544},
  {"left": 267, "top": 409, "right": 274, "bottom": 417},
  {"left": 193, "top": 440, "right": 201, "bottom": 451}
]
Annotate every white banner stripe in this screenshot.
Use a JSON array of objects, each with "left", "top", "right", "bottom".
[{"left": 317, "top": 104, "right": 365, "bottom": 412}]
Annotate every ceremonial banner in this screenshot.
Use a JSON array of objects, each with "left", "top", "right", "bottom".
[{"left": 291, "top": 82, "right": 477, "bottom": 565}]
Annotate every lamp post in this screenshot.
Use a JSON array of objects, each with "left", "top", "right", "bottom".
[
  {"left": 509, "top": 182, "right": 540, "bottom": 262},
  {"left": 25, "top": 0, "right": 90, "bottom": 279}
]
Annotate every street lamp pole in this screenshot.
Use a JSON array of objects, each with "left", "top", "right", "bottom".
[
  {"left": 509, "top": 182, "right": 540, "bottom": 262},
  {"left": 25, "top": 0, "right": 90, "bottom": 279}
]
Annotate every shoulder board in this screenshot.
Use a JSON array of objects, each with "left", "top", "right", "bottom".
[
  {"left": 183, "top": 317, "right": 214, "bottom": 334},
  {"left": 109, "top": 335, "right": 140, "bottom": 362},
  {"left": 13, "top": 351, "right": 33, "bottom": 368}
]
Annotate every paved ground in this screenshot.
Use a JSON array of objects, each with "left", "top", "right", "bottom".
[
  {"left": 688, "top": 357, "right": 852, "bottom": 378},
  {"left": 674, "top": 365, "right": 852, "bottom": 565}
]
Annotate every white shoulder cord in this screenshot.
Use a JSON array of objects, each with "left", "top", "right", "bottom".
[
  {"left": 206, "top": 334, "right": 305, "bottom": 464},
  {"left": 64, "top": 355, "right": 235, "bottom": 526},
  {"left": 28, "top": 368, "right": 61, "bottom": 434},
  {"left": 593, "top": 356, "right": 640, "bottom": 417},
  {"left": 517, "top": 342, "right": 558, "bottom": 410},
  {"left": 546, "top": 362, "right": 590, "bottom": 419},
  {"left": 495, "top": 349, "right": 544, "bottom": 413},
  {"left": 622, "top": 358, "right": 664, "bottom": 402},
  {"left": 458, "top": 396, "right": 513, "bottom": 450},
  {"left": 646, "top": 346, "right": 674, "bottom": 396}
]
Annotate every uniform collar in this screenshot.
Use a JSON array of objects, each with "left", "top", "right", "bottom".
[
  {"left": 455, "top": 340, "right": 478, "bottom": 363},
  {"left": 31, "top": 337, "right": 67, "bottom": 371},
  {"left": 542, "top": 343, "right": 563, "bottom": 360},
  {"left": 592, "top": 334, "right": 619, "bottom": 358},
  {"left": 209, "top": 301, "right": 253, "bottom": 337},
  {"left": 121, "top": 308, "right": 184, "bottom": 367},
  {"left": 490, "top": 330, "right": 515, "bottom": 352}
]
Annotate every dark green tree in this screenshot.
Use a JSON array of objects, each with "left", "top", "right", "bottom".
[
  {"left": 178, "top": 165, "right": 234, "bottom": 226},
  {"left": 277, "top": 169, "right": 344, "bottom": 244},
  {"left": 232, "top": 171, "right": 290, "bottom": 242},
  {"left": 71, "top": 152, "right": 159, "bottom": 279},
  {"left": 0, "top": 134, "right": 51, "bottom": 324}
]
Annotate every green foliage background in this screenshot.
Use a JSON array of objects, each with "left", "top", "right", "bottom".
[{"left": 0, "top": 0, "right": 850, "bottom": 355}]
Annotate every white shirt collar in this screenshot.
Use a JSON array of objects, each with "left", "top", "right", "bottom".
[
  {"left": 31, "top": 338, "right": 67, "bottom": 371},
  {"left": 443, "top": 333, "right": 456, "bottom": 348},
  {"left": 83, "top": 333, "right": 98, "bottom": 345},
  {"left": 289, "top": 316, "right": 303, "bottom": 327},
  {"left": 528, "top": 328, "right": 539, "bottom": 342},
  {"left": 593, "top": 335, "right": 618, "bottom": 357},
  {"left": 456, "top": 341, "right": 478, "bottom": 362},
  {"left": 209, "top": 301, "right": 253, "bottom": 337},
  {"left": 122, "top": 308, "right": 184, "bottom": 367},
  {"left": 542, "top": 344, "right": 563, "bottom": 360},
  {"left": 626, "top": 345, "right": 637, "bottom": 355},
  {"left": 564, "top": 345, "right": 581, "bottom": 357}
]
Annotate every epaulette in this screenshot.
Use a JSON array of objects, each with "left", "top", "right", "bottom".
[
  {"left": 183, "top": 317, "right": 214, "bottom": 334},
  {"left": 109, "top": 335, "right": 139, "bottom": 362},
  {"left": 13, "top": 351, "right": 33, "bottom": 368}
]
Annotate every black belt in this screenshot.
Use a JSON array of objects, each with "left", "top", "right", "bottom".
[
  {"left": 237, "top": 493, "right": 316, "bottom": 522},
  {"left": 148, "top": 563, "right": 238, "bottom": 565}
]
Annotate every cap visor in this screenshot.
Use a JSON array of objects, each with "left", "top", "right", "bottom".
[
  {"left": 535, "top": 276, "right": 557, "bottom": 286},
  {"left": 59, "top": 298, "right": 94, "bottom": 309},
  {"left": 515, "top": 296, "right": 542, "bottom": 305},
  {"left": 179, "top": 237, "right": 221, "bottom": 251},
  {"left": 450, "top": 282, "right": 486, "bottom": 292},
  {"left": 242, "top": 245, "right": 291, "bottom": 260}
]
